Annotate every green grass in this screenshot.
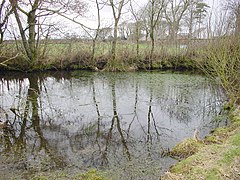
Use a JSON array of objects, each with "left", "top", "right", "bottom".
[
  {"left": 162, "top": 107, "right": 240, "bottom": 180},
  {"left": 30, "top": 169, "right": 106, "bottom": 180},
  {"left": 170, "top": 138, "right": 204, "bottom": 159},
  {"left": 231, "top": 133, "right": 240, "bottom": 145},
  {"left": 0, "top": 40, "right": 198, "bottom": 72},
  {"left": 205, "top": 168, "right": 221, "bottom": 180}
]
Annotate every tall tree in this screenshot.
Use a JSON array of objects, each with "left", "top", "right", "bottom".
[
  {"left": 108, "top": 0, "right": 128, "bottom": 69},
  {"left": 119, "top": 20, "right": 132, "bottom": 39},
  {"left": 194, "top": 1, "right": 209, "bottom": 38},
  {"left": 9, "top": 0, "right": 87, "bottom": 67},
  {"left": 91, "top": 0, "right": 104, "bottom": 66},
  {"left": 147, "top": 0, "right": 166, "bottom": 69},
  {"left": 184, "top": 0, "right": 209, "bottom": 40},
  {"left": 164, "top": 0, "right": 190, "bottom": 42},
  {"left": 0, "top": 0, "right": 13, "bottom": 44},
  {"left": 130, "top": 0, "right": 145, "bottom": 57},
  {"left": 10, "top": 0, "right": 40, "bottom": 64},
  {"left": 226, "top": 0, "right": 240, "bottom": 37}
]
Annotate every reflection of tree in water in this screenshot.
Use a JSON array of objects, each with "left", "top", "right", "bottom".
[
  {"left": 72, "top": 75, "right": 173, "bottom": 167},
  {"left": 155, "top": 81, "right": 224, "bottom": 124},
  {"left": 126, "top": 81, "right": 139, "bottom": 138},
  {"left": 102, "top": 79, "right": 131, "bottom": 165},
  {"left": 0, "top": 76, "right": 66, "bottom": 176},
  {"left": 168, "top": 86, "right": 192, "bottom": 123},
  {"left": 144, "top": 77, "right": 174, "bottom": 159},
  {"left": 0, "top": 72, "right": 225, "bottom": 178},
  {"left": 66, "top": 77, "right": 132, "bottom": 168}
]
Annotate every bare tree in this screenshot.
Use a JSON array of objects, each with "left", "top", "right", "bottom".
[
  {"left": 98, "top": 27, "right": 113, "bottom": 40},
  {"left": 226, "top": 0, "right": 240, "bottom": 37},
  {"left": 108, "top": 0, "right": 129, "bottom": 69},
  {"left": 9, "top": 0, "right": 87, "bottom": 67},
  {"left": 91, "top": 0, "right": 105, "bottom": 66},
  {"left": 213, "top": 10, "right": 232, "bottom": 37},
  {"left": 130, "top": 0, "right": 145, "bottom": 57},
  {"left": 140, "top": 8, "right": 150, "bottom": 41},
  {"left": 119, "top": 20, "right": 132, "bottom": 39},
  {"left": 164, "top": 0, "right": 190, "bottom": 42},
  {"left": 147, "top": 0, "right": 166, "bottom": 69},
  {"left": 0, "top": 0, "right": 13, "bottom": 44},
  {"left": 9, "top": 0, "right": 40, "bottom": 64}
]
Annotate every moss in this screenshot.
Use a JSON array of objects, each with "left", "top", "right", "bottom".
[
  {"left": 223, "top": 102, "right": 233, "bottom": 110},
  {"left": 170, "top": 138, "right": 204, "bottom": 159},
  {"left": 204, "top": 135, "right": 221, "bottom": 144},
  {"left": 212, "top": 127, "right": 229, "bottom": 135},
  {"left": 32, "top": 176, "right": 47, "bottom": 180},
  {"left": 73, "top": 169, "right": 105, "bottom": 180},
  {"left": 30, "top": 169, "right": 106, "bottom": 180},
  {"left": 210, "top": 127, "right": 230, "bottom": 141},
  {"left": 31, "top": 172, "right": 68, "bottom": 180}
]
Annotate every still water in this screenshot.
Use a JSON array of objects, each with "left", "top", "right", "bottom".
[{"left": 0, "top": 71, "right": 225, "bottom": 179}]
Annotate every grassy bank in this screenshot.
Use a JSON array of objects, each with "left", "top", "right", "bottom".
[
  {"left": 0, "top": 40, "right": 195, "bottom": 72},
  {"left": 161, "top": 37, "right": 240, "bottom": 179},
  {"left": 162, "top": 106, "right": 240, "bottom": 180}
]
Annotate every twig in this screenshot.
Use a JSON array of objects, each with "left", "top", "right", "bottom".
[{"left": 0, "top": 53, "right": 19, "bottom": 66}]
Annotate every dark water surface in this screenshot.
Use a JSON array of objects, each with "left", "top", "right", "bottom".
[{"left": 0, "top": 71, "right": 225, "bottom": 179}]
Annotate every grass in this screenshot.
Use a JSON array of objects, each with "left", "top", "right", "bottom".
[
  {"left": 29, "top": 169, "right": 106, "bottom": 180},
  {"left": 170, "top": 138, "right": 204, "bottom": 159},
  {"left": 162, "top": 107, "right": 240, "bottom": 180},
  {"left": 0, "top": 40, "right": 191, "bottom": 72}
]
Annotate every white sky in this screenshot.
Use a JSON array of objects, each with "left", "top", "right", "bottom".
[
  {"left": 62, "top": 0, "right": 222, "bottom": 37},
  {"left": 6, "top": 0, "right": 224, "bottom": 39}
]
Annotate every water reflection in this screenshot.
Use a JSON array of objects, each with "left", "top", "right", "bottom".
[
  {"left": 0, "top": 76, "right": 67, "bottom": 179},
  {"left": 0, "top": 71, "right": 225, "bottom": 179}
]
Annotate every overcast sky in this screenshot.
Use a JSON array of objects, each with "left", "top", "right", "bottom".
[
  {"left": 84, "top": 0, "right": 221, "bottom": 28},
  {"left": 6, "top": 0, "right": 225, "bottom": 39}
]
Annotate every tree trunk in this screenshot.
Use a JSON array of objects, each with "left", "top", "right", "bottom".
[
  {"left": 235, "top": 11, "right": 240, "bottom": 37},
  {"left": 92, "top": 39, "right": 97, "bottom": 64},
  {"left": 91, "top": 0, "right": 101, "bottom": 67},
  {"left": 136, "top": 24, "right": 139, "bottom": 57},
  {"left": 170, "top": 24, "right": 178, "bottom": 42},
  {"left": 10, "top": 0, "right": 39, "bottom": 66},
  {"left": 150, "top": 28, "right": 154, "bottom": 69},
  {"left": 145, "top": 30, "right": 149, "bottom": 41},
  {"left": 12, "top": 8, "right": 31, "bottom": 59},
  {"left": 111, "top": 21, "right": 118, "bottom": 63},
  {"left": 188, "top": 9, "right": 193, "bottom": 47},
  {"left": 0, "top": 29, "right": 3, "bottom": 44},
  {"left": 28, "top": 9, "right": 37, "bottom": 63}
]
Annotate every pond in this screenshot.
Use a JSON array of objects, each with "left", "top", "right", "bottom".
[{"left": 0, "top": 71, "right": 226, "bottom": 179}]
